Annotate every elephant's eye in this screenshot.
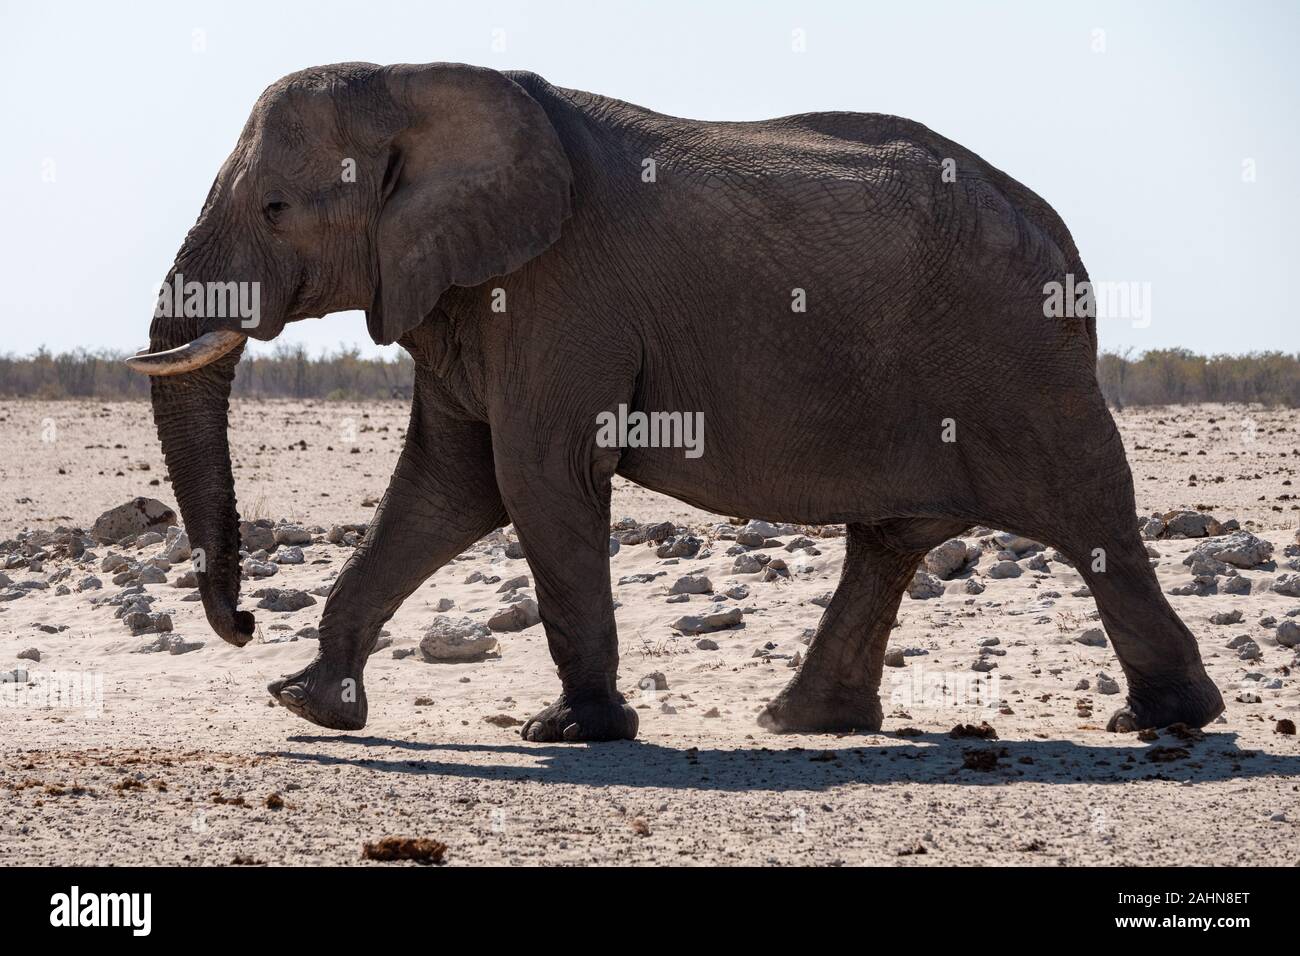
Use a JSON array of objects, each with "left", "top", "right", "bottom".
[{"left": 264, "top": 200, "right": 291, "bottom": 223}]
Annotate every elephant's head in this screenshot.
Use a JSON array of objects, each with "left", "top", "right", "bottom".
[{"left": 130, "top": 63, "right": 572, "bottom": 645}]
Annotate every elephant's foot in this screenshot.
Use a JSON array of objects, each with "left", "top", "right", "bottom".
[
  {"left": 521, "top": 691, "right": 638, "bottom": 742},
  {"left": 1106, "top": 675, "right": 1225, "bottom": 732},
  {"left": 758, "top": 676, "right": 883, "bottom": 734},
  {"left": 267, "top": 656, "right": 368, "bottom": 731}
]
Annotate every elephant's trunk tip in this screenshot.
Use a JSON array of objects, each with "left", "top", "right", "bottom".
[{"left": 204, "top": 594, "right": 257, "bottom": 647}]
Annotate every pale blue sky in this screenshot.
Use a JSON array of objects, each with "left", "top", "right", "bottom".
[{"left": 2, "top": 0, "right": 1296, "bottom": 359}]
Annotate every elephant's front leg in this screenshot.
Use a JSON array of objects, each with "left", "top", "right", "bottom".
[
  {"left": 495, "top": 441, "right": 638, "bottom": 743},
  {"left": 268, "top": 415, "right": 506, "bottom": 730}
]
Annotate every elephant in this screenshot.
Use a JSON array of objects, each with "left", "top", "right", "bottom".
[{"left": 130, "top": 61, "right": 1225, "bottom": 742}]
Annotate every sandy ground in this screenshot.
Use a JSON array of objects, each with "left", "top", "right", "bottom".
[{"left": 1, "top": 398, "right": 1298, "bottom": 866}]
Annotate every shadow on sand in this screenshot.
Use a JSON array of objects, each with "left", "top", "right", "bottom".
[{"left": 266, "top": 730, "right": 1300, "bottom": 792}]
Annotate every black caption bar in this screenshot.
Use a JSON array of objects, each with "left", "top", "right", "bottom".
[{"left": 0, "top": 865, "right": 1277, "bottom": 940}]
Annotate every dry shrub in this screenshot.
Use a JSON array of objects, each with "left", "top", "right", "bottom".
[{"left": 362, "top": 837, "right": 448, "bottom": 865}]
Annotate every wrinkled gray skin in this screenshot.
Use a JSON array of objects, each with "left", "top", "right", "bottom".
[{"left": 145, "top": 62, "right": 1224, "bottom": 742}]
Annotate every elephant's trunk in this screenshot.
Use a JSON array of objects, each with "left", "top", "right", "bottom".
[{"left": 147, "top": 271, "right": 255, "bottom": 647}]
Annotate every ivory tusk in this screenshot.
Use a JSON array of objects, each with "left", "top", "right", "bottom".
[{"left": 125, "top": 330, "right": 247, "bottom": 376}]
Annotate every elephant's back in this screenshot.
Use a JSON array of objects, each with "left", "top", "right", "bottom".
[
  {"left": 592, "top": 96, "right": 1080, "bottom": 276},
  {"left": 532, "top": 77, "right": 1095, "bottom": 355},
  {"left": 590, "top": 91, "right": 1083, "bottom": 283},
  {"left": 531, "top": 75, "right": 1078, "bottom": 255},
  {"left": 747, "top": 110, "right": 1086, "bottom": 286}
]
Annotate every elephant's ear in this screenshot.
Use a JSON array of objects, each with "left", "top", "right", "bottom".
[{"left": 367, "top": 64, "right": 573, "bottom": 345}]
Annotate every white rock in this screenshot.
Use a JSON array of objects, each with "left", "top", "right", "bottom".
[
  {"left": 242, "top": 557, "right": 278, "bottom": 579},
  {"left": 924, "top": 539, "right": 969, "bottom": 580},
  {"left": 994, "top": 533, "right": 1040, "bottom": 555},
  {"left": 487, "top": 598, "right": 541, "bottom": 632},
  {"left": 419, "top": 617, "right": 499, "bottom": 661},
  {"left": 907, "top": 570, "right": 944, "bottom": 599},
  {"left": 988, "top": 560, "right": 1022, "bottom": 579},
  {"left": 1074, "top": 628, "right": 1108, "bottom": 648},
  {"left": 1271, "top": 574, "right": 1300, "bottom": 598},
  {"left": 672, "top": 606, "right": 742, "bottom": 634},
  {"left": 1186, "top": 532, "right": 1273, "bottom": 570},
  {"left": 273, "top": 525, "right": 313, "bottom": 546},
  {"left": 669, "top": 574, "right": 713, "bottom": 595}
]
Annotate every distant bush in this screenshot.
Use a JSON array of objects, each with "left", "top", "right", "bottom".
[
  {"left": 1, "top": 345, "right": 1296, "bottom": 406},
  {"left": 0, "top": 345, "right": 414, "bottom": 400},
  {"left": 1098, "top": 349, "right": 1300, "bottom": 408},
  {"left": 232, "top": 345, "right": 414, "bottom": 400}
]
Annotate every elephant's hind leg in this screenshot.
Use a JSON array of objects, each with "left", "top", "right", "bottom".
[
  {"left": 759, "top": 518, "right": 966, "bottom": 734},
  {"left": 1059, "top": 519, "right": 1224, "bottom": 732},
  {"left": 977, "top": 389, "right": 1224, "bottom": 731}
]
